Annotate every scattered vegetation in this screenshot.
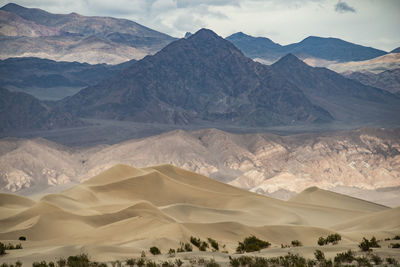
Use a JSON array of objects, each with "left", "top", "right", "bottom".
[
  {"left": 207, "top": 238, "right": 219, "bottom": 251},
  {"left": 190, "top": 236, "right": 201, "bottom": 248},
  {"left": 334, "top": 249, "right": 354, "bottom": 264},
  {"left": 394, "top": 235, "right": 400, "bottom": 240},
  {"left": 236, "top": 235, "right": 271, "bottom": 253},
  {"left": 390, "top": 243, "right": 400, "bottom": 248},
  {"left": 317, "top": 233, "right": 341, "bottom": 246},
  {"left": 149, "top": 246, "right": 161, "bottom": 255},
  {"left": 359, "top": 236, "right": 380, "bottom": 251},
  {"left": 291, "top": 240, "right": 302, "bottom": 247},
  {"left": 0, "top": 242, "right": 23, "bottom": 251}
]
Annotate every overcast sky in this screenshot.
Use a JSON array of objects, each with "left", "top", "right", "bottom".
[{"left": 1, "top": 0, "right": 399, "bottom": 51}]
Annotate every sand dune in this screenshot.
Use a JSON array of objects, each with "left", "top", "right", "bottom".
[
  {"left": 289, "top": 186, "right": 388, "bottom": 212},
  {"left": 0, "top": 164, "right": 399, "bottom": 263}
]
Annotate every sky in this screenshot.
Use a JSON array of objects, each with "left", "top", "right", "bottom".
[{"left": 1, "top": 0, "right": 399, "bottom": 51}]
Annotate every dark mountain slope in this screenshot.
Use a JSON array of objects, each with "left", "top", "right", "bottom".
[
  {"left": 391, "top": 47, "right": 400, "bottom": 53},
  {"left": 271, "top": 54, "right": 400, "bottom": 123},
  {"left": 62, "top": 29, "right": 332, "bottom": 126},
  {"left": 0, "top": 87, "right": 81, "bottom": 133},
  {"left": 0, "top": 57, "right": 136, "bottom": 99},
  {"left": 344, "top": 68, "right": 400, "bottom": 94}
]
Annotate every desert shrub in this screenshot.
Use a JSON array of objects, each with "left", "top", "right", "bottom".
[
  {"left": 0, "top": 242, "right": 5, "bottom": 255},
  {"left": 199, "top": 241, "right": 209, "bottom": 251},
  {"left": 137, "top": 258, "right": 145, "bottom": 267},
  {"left": 334, "top": 250, "right": 354, "bottom": 264},
  {"left": 18, "top": 236, "right": 26, "bottom": 241},
  {"left": 205, "top": 259, "right": 220, "bottom": 267},
  {"left": 174, "top": 259, "right": 183, "bottom": 267},
  {"left": 161, "top": 261, "right": 174, "bottom": 267},
  {"left": 141, "top": 251, "right": 146, "bottom": 258},
  {"left": 326, "top": 233, "right": 341, "bottom": 244},
  {"left": 394, "top": 235, "right": 400, "bottom": 240},
  {"left": 318, "top": 234, "right": 341, "bottom": 246},
  {"left": 48, "top": 262, "right": 55, "bottom": 267},
  {"left": 386, "top": 257, "right": 399, "bottom": 265},
  {"left": 391, "top": 243, "right": 400, "bottom": 248},
  {"left": 318, "top": 237, "right": 326, "bottom": 246},
  {"left": 15, "top": 261, "right": 22, "bottom": 267},
  {"left": 0, "top": 263, "right": 8, "bottom": 267},
  {"left": 168, "top": 248, "right": 175, "bottom": 257},
  {"left": 208, "top": 238, "right": 219, "bottom": 251},
  {"left": 228, "top": 256, "right": 239, "bottom": 267},
  {"left": 32, "top": 262, "right": 48, "bottom": 267},
  {"left": 371, "top": 254, "right": 382, "bottom": 265},
  {"left": 56, "top": 258, "right": 66, "bottom": 267},
  {"left": 67, "top": 254, "right": 90, "bottom": 267},
  {"left": 359, "top": 237, "right": 380, "bottom": 252},
  {"left": 190, "top": 236, "right": 201, "bottom": 247},
  {"left": 184, "top": 242, "right": 193, "bottom": 252},
  {"left": 126, "top": 258, "right": 136, "bottom": 267},
  {"left": 355, "top": 256, "right": 372, "bottom": 267},
  {"left": 291, "top": 240, "right": 302, "bottom": 247},
  {"left": 314, "top": 250, "right": 325, "bottom": 261},
  {"left": 145, "top": 260, "right": 157, "bottom": 267},
  {"left": 149, "top": 246, "right": 161, "bottom": 255},
  {"left": 236, "top": 235, "right": 271, "bottom": 253},
  {"left": 15, "top": 244, "right": 22, "bottom": 249}
]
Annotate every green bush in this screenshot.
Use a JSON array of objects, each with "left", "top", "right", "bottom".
[
  {"left": 208, "top": 238, "right": 219, "bottom": 251},
  {"left": 67, "top": 254, "right": 90, "bottom": 267},
  {"left": 359, "top": 237, "right": 380, "bottom": 251},
  {"left": 149, "top": 246, "right": 161, "bottom": 255},
  {"left": 0, "top": 242, "right": 5, "bottom": 255},
  {"left": 386, "top": 257, "right": 399, "bottom": 265},
  {"left": 190, "top": 236, "right": 201, "bottom": 247},
  {"left": 199, "top": 241, "right": 209, "bottom": 251},
  {"left": 391, "top": 243, "right": 400, "bottom": 248},
  {"left": 236, "top": 235, "right": 271, "bottom": 253},
  {"left": 371, "top": 254, "right": 382, "bottom": 265},
  {"left": 126, "top": 258, "right": 136, "bottom": 267},
  {"left": 318, "top": 237, "right": 326, "bottom": 246},
  {"left": 318, "top": 233, "right": 341, "bottom": 246},
  {"left": 291, "top": 240, "right": 302, "bottom": 247},
  {"left": 314, "top": 250, "right": 325, "bottom": 262},
  {"left": 334, "top": 250, "right": 354, "bottom": 264},
  {"left": 18, "top": 236, "right": 26, "bottom": 241},
  {"left": 174, "top": 259, "right": 183, "bottom": 267},
  {"left": 184, "top": 242, "right": 192, "bottom": 252}
]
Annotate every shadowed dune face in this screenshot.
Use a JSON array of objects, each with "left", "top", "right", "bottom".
[{"left": 0, "top": 164, "right": 398, "bottom": 263}]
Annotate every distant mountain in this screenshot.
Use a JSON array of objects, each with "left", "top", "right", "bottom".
[
  {"left": 61, "top": 29, "right": 333, "bottom": 126},
  {"left": 1, "top": 128, "right": 400, "bottom": 208},
  {"left": 0, "top": 57, "right": 136, "bottom": 100},
  {"left": 0, "top": 87, "right": 81, "bottom": 133},
  {"left": 271, "top": 54, "right": 400, "bottom": 123},
  {"left": 0, "top": 3, "right": 176, "bottom": 64},
  {"left": 344, "top": 68, "right": 400, "bottom": 94},
  {"left": 391, "top": 47, "right": 400, "bottom": 53},
  {"left": 226, "top": 32, "right": 387, "bottom": 62},
  {"left": 226, "top": 32, "right": 282, "bottom": 60}
]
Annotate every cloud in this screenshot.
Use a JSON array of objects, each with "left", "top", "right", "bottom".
[{"left": 335, "top": 1, "right": 356, "bottom": 13}]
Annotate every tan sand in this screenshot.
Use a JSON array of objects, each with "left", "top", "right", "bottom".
[{"left": 0, "top": 164, "right": 399, "bottom": 265}]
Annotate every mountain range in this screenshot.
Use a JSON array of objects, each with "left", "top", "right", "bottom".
[
  {"left": 1, "top": 28, "right": 400, "bottom": 134},
  {"left": 226, "top": 32, "right": 388, "bottom": 62},
  {"left": 0, "top": 57, "right": 136, "bottom": 100},
  {"left": 59, "top": 29, "right": 400, "bottom": 127},
  {"left": 1, "top": 127, "right": 399, "bottom": 207},
  {"left": 0, "top": 3, "right": 175, "bottom": 64}
]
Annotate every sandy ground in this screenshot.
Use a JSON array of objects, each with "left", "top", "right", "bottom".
[{"left": 1, "top": 164, "right": 399, "bottom": 265}]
